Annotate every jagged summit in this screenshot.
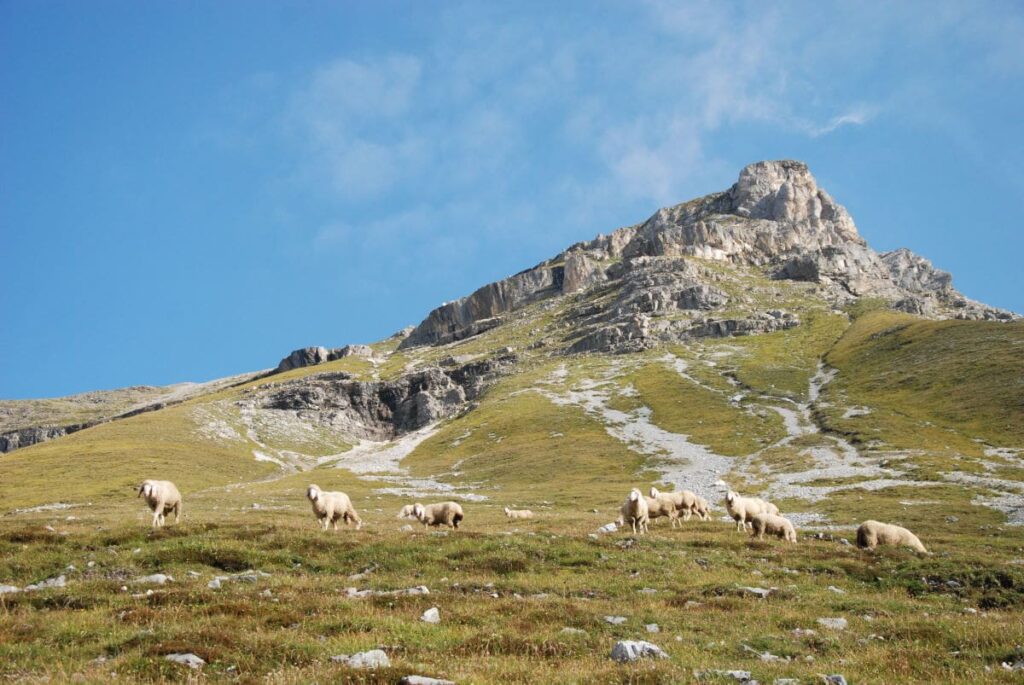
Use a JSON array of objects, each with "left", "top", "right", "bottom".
[{"left": 398, "top": 160, "right": 1014, "bottom": 352}]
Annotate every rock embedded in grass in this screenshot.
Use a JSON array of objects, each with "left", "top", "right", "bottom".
[
  {"left": 817, "top": 617, "right": 848, "bottom": 630},
  {"left": 331, "top": 649, "right": 390, "bottom": 669},
  {"left": 133, "top": 573, "right": 173, "bottom": 585},
  {"left": 399, "top": 676, "right": 456, "bottom": 685},
  {"left": 610, "top": 640, "right": 669, "bottom": 663},
  {"left": 24, "top": 575, "right": 66, "bottom": 591},
  {"left": 604, "top": 615, "right": 627, "bottom": 625},
  {"left": 420, "top": 607, "right": 440, "bottom": 624},
  {"left": 0, "top": 585, "right": 20, "bottom": 595},
  {"left": 165, "top": 653, "right": 205, "bottom": 669}
]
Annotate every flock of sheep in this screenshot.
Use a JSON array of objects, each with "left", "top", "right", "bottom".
[{"left": 136, "top": 479, "right": 929, "bottom": 554}]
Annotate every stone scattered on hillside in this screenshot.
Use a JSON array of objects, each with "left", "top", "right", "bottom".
[
  {"left": 133, "top": 573, "right": 173, "bottom": 585},
  {"left": 399, "top": 676, "right": 456, "bottom": 685},
  {"left": 331, "top": 649, "right": 390, "bottom": 669},
  {"left": 165, "top": 653, "right": 205, "bottom": 669},
  {"left": 817, "top": 617, "right": 848, "bottom": 630},
  {"left": 738, "top": 585, "right": 773, "bottom": 598},
  {"left": 345, "top": 585, "right": 429, "bottom": 598},
  {"left": 420, "top": 607, "right": 440, "bottom": 624},
  {"left": 0, "top": 584, "right": 20, "bottom": 595},
  {"left": 610, "top": 640, "right": 669, "bottom": 663},
  {"left": 208, "top": 570, "right": 270, "bottom": 589},
  {"left": 24, "top": 575, "right": 66, "bottom": 591},
  {"left": 822, "top": 676, "right": 849, "bottom": 685},
  {"left": 604, "top": 615, "right": 627, "bottom": 625},
  {"left": 695, "top": 669, "right": 754, "bottom": 682}
]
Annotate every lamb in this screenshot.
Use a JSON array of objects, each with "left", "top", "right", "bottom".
[
  {"left": 412, "top": 501, "right": 464, "bottom": 529},
  {"left": 618, "top": 488, "right": 649, "bottom": 535},
  {"left": 724, "top": 490, "right": 779, "bottom": 532},
  {"left": 750, "top": 512, "right": 797, "bottom": 543},
  {"left": 504, "top": 507, "right": 534, "bottom": 520},
  {"left": 856, "top": 520, "right": 929, "bottom": 554},
  {"left": 137, "top": 479, "right": 182, "bottom": 528},
  {"left": 306, "top": 484, "right": 362, "bottom": 531}
]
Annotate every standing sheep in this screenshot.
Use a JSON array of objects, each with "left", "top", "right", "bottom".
[
  {"left": 724, "top": 490, "right": 779, "bottom": 532},
  {"left": 649, "top": 487, "right": 703, "bottom": 525},
  {"left": 856, "top": 520, "right": 929, "bottom": 554},
  {"left": 693, "top": 496, "right": 711, "bottom": 521},
  {"left": 137, "top": 479, "right": 182, "bottom": 528},
  {"left": 413, "top": 502, "right": 464, "bottom": 529},
  {"left": 618, "top": 488, "right": 649, "bottom": 535},
  {"left": 750, "top": 512, "right": 797, "bottom": 543},
  {"left": 307, "top": 485, "right": 362, "bottom": 531},
  {"left": 504, "top": 507, "right": 534, "bottom": 520},
  {"left": 644, "top": 490, "right": 681, "bottom": 527}
]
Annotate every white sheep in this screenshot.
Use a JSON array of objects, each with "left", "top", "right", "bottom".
[
  {"left": 137, "top": 479, "right": 182, "bottom": 528},
  {"left": 618, "top": 488, "right": 649, "bottom": 535},
  {"left": 750, "top": 512, "right": 797, "bottom": 543},
  {"left": 649, "top": 486, "right": 703, "bottom": 525},
  {"left": 724, "top": 490, "right": 779, "bottom": 532},
  {"left": 504, "top": 507, "right": 534, "bottom": 520},
  {"left": 643, "top": 491, "right": 680, "bottom": 528},
  {"left": 397, "top": 504, "right": 417, "bottom": 519},
  {"left": 306, "top": 484, "right": 362, "bottom": 531},
  {"left": 693, "top": 495, "right": 711, "bottom": 521},
  {"left": 413, "top": 501, "right": 464, "bottom": 529},
  {"left": 856, "top": 520, "right": 929, "bottom": 554}
]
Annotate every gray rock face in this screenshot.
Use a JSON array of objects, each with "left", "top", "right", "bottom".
[
  {"left": 610, "top": 640, "right": 669, "bottom": 663},
  {"left": 276, "top": 344, "right": 374, "bottom": 372},
  {"left": 249, "top": 354, "right": 515, "bottom": 441},
  {"left": 0, "top": 425, "right": 81, "bottom": 454},
  {"left": 400, "top": 266, "right": 563, "bottom": 349}
]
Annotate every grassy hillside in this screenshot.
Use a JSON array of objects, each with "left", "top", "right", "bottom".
[{"left": 821, "top": 311, "right": 1024, "bottom": 452}]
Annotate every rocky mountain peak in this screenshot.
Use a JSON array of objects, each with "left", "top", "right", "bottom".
[
  {"left": 726, "top": 160, "right": 862, "bottom": 244},
  {"left": 393, "top": 160, "right": 1016, "bottom": 352}
]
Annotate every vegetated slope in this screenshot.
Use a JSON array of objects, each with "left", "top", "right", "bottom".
[{"left": 822, "top": 310, "right": 1024, "bottom": 450}]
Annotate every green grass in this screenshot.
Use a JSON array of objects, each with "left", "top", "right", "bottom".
[
  {"left": 2, "top": 496, "right": 1023, "bottom": 684},
  {"left": 821, "top": 312, "right": 1024, "bottom": 451}
]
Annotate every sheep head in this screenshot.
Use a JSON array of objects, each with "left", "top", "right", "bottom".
[{"left": 307, "top": 485, "right": 320, "bottom": 502}]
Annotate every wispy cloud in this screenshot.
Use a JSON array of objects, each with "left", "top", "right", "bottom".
[{"left": 806, "top": 105, "right": 880, "bottom": 138}]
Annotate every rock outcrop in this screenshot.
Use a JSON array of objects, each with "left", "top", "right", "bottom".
[
  {"left": 399, "top": 266, "right": 564, "bottom": 349},
  {"left": 277, "top": 344, "right": 374, "bottom": 372},
  {"left": 242, "top": 353, "right": 517, "bottom": 441}
]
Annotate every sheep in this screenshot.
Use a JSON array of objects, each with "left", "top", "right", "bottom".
[
  {"left": 504, "top": 507, "right": 534, "bottom": 520},
  {"left": 643, "top": 490, "right": 681, "bottom": 527},
  {"left": 618, "top": 488, "right": 649, "bottom": 535},
  {"left": 724, "top": 490, "right": 779, "bottom": 532},
  {"left": 750, "top": 512, "right": 797, "bottom": 543},
  {"left": 649, "top": 486, "right": 704, "bottom": 525},
  {"left": 397, "top": 504, "right": 417, "bottom": 519},
  {"left": 856, "top": 520, "right": 929, "bottom": 554},
  {"left": 412, "top": 501, "right": 464, "bottom": 529},
  {"left": 306, "top": 484, "right": 362, "bottom": 531},
  {"left": 137, "top": 479, "right": 182, "bottom": 528},
  {"left": 693, "top": 496, "right": 711, "bottom": 521}
]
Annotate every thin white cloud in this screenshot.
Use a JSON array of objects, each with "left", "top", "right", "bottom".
[{"left": 806, "top": 105, "right": 880, "bottom": 138}]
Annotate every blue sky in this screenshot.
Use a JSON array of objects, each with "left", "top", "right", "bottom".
[{"left": 2, "top": 1, "right": 1022, "bottom": 399}]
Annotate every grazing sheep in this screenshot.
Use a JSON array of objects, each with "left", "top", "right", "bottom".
[
  {"left": 643, "top": 491, "right": 681, "bottom": 527},
  {"left": 618, "top": 488, "right": 649, "bottom": 535},
  {"left": 750, "top": 513, "right": 797, "bottom": 543},
  {"left": 397, "top": 504, "right": 417, "bottom": 519},
  {"left": 649, "top": 487, "right": 702, "bottom": 525},
  {"left": 724, "top": 490, "right": 779, "bottom": 532},
  {"left": 306, "top": 485, "right": 362, "bottom": 531},
  {"left": 504, "top": 507, "right": 534, "bottom": 520},
  {"left": 693, "top": 496, "right": 711, "bottom": 521},
  {"left": 856, "top": 520, "right": 929, "bottom": 554},
  {"left": 137, "top": 479, "right": 182, "bottom": 528},
  {"left": 413, "top": 502, "right": 464, "bottom": 529}
]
